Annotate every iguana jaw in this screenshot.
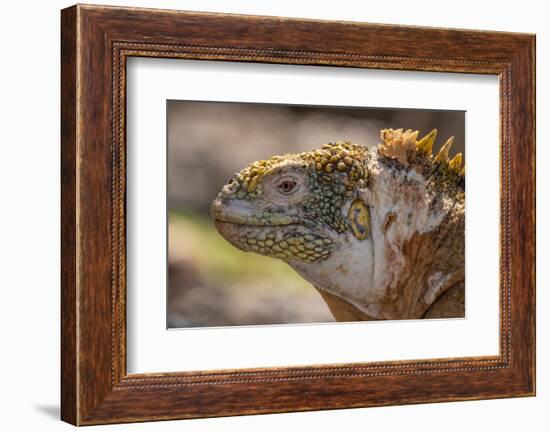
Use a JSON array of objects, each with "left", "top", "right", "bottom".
[{"left": 212, "top": 198, "right": 337, "bottom": 262}]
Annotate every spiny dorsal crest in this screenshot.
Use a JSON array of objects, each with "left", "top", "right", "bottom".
[{"left": 378, "top": 128, "right": 465, "bottom": 176}]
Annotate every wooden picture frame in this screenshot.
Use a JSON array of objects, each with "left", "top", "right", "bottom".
[{"left": 61, "top": 4, "right": 535, "bottom": 425}]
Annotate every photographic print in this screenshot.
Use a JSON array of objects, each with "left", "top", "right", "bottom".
[{"left": 167, "top": 101, "right": 465, "bottom": 328}]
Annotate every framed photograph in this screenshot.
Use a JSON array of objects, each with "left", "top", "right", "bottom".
[{"left": 61, "top": 4, "right": 536, "bottom": 425}]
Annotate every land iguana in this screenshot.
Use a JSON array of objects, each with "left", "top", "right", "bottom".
[{"left": 211, "top": 129, "right": 465, "bottom": 321}]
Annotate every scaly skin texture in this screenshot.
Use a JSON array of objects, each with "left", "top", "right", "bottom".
[{"left": 211, "top": 129, "right": 465, "bottom": 321}]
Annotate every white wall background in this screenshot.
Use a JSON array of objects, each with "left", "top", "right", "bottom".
[{"left": 0, "top": 0, "right": 546, "bottom": 429}]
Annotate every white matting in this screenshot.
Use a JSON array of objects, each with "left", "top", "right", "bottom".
[{"left": 126, "top": 57, "right": 500, "bottom": 373}]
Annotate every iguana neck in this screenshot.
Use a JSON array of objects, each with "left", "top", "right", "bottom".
[
  {"left": 290, "top": 156, "right": 465, "bottom": 320},
  {"left": 315, "top": 288, "right": 379, "bottom": 321},
  {"left": 316, "top": 282, "right": 465, "bottom": 321}
]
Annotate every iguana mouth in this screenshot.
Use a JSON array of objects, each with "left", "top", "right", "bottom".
[
  {"left": 214, "top": 219, "right": 299, "bottom": 228},
  {"left": 211, "top": 197, "right": 299, "bottom": 227},
  {"left": 213, "top": 218, "right": 299, "bottom": 228}
]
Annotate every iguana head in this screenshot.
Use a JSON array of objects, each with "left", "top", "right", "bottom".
[
  {"left": 211, "top": 141, "right": 370, "bottom": 264},
  {"left": 211, "top": 129, "right": 465, "bottom": 321}
]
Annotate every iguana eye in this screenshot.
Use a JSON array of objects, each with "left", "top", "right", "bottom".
[{"left": 278, "top": 180, "right": 297, "bottom": 194}]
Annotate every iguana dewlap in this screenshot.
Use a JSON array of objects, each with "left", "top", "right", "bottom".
[{"left": 211, "top": 129, "right": 465, "bottom": 321}]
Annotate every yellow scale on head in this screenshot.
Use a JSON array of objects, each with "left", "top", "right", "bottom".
[{"left": 311, "top": 141, "right": 367, "bottom": 191}]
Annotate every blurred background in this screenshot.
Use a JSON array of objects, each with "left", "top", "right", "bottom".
[{"left": 167, "top": 100, "right": 465, "bottom": 328}]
